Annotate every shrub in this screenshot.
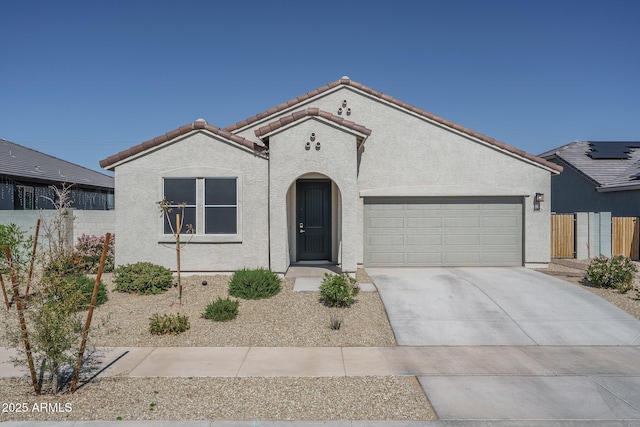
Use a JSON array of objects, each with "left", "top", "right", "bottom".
[
  {"left": 75, "top": 234, "right": 115, "bottom": 273},
  {"left": 202, "top": 297, "right": 239, "bottom": 322},
  {"left": 114, "top": 262, "right": 173, "bottom": 295},
  {"left": 149, "top": 313, "right": 190, "bottom": 335},
  {"left": 64, "top": 274, "right": 108, "bottom": 311},
  {"left": 44, "top": 250, "right": 84, "bottom": 277},
  {"left": 0, "top": 223, "right": 33, "bottom": 273},
  {"left": 228, "top": 268, "right": 281, "bottom": 300},
  {"left": 319, "top": 273, "right": 360, "bottom": 307},
  {"left": 585, "top": 255, "right": 638, "bottom": 293},
  {"left": 328, "top": 309, "right": 343, "bottom": 330}
]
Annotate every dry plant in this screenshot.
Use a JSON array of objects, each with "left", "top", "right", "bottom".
[
  {"left": 3, "top": 184, "right": 106, "bottom": 394},
  {"left": 157, "top": 197, "right": 194, "bottom": 304}
]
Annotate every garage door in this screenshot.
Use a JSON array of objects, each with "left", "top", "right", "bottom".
[{"left": 364, "top": 197, "right": 522, "bottom": 267}]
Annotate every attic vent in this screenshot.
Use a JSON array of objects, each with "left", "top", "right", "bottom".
[{"left": 587, "top": 141, "right": 640, "bottom": 159}]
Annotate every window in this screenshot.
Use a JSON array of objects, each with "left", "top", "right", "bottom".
[
  {"left": 163, "top": 179, "right": 196, "bottom": 234},
  {"left": 162, "top": 177, "right": 238, "bottom": 236},
  {"left": 205, "top": 178, "right": 237, "bottom": 234},
  {"left": 14, "top": 185, "right": 34, "bottom": 210}
]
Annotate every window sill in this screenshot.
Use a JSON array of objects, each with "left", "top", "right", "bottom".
[{"left": 158, "top": 234, "right": 242, "bottom": 244}]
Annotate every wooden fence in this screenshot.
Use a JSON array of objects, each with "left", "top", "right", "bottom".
[
  {"left": 612, "top": 217, "right": 640, "bottom": 260},
  {"left": 550, "top": 214, "right": 640, "bottom": 260},
  {"left": 550, "top": 214, "right": 575, "bottom": 258}
]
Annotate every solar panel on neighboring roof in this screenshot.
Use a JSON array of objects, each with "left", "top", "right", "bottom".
[{"left": 587, "top": 141, "right": 637, "bottom": 159}]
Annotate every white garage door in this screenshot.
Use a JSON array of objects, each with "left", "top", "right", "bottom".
[{"left": 364, "top": 197, "right": 523, "bottom": 267}]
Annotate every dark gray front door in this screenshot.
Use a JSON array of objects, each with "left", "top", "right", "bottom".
[{"left": 296, "top": 180, "right": 331, "bottom": 261}]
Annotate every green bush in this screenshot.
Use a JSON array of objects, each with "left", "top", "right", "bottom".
[
  {"left": 228, "top": 268, "right": 281, "bottom": 300},
  {"left": 0, "top": 223, "right": 33, "bottom": 273},
  {"left": 114, "top": 262, "right": 173, "bottom": 295},
  {"left": 319, "top": 273, "right": 360, "bottom": 307},
  {"left": 65, "top": 274, "right": 108, "bottom": 311},
  {"left": 44, "top": 251, "right": 84, "bottom": 277},
  {"left": 149, "top": 313, "right": 190, "bottom": 335},
  {"left": 202, "top": 297, "right": 239, "bottom": 322},
  {"left": 585, "top": 255, "right": 638, "bottom": 293}
]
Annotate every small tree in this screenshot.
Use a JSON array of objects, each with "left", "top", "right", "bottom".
[
  {"left": 3, "top": 184, "right": 103, "bottom": 394},
  {"left": 157, "top": 197, "right": 194, "bottom": 304}
]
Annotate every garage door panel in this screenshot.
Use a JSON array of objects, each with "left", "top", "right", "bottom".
[
  {"left": 368, "top": 217, "right": 404, "bottom": 228},
  {"left": 407, "top": 234, "right": 443, "bottom": 245},
  {"left": 445, "top": 252, "right": 482, "bottom": 264},
  {"left": 406, "top": 252, "right": 443, "bottom": 265},
  {"left": 364, "top": 197, "right": 522, "bottom": 267},
  {"left": 407, "top": 217, "right": 442, "bottom": 228},
  {"left": 445, "top": 234, "right": 481, "bottom": 245},
  {"left": 483, "top": 235, "right": 520, "bottom": 245},
  {"left": 368, "top": 252, "right": 405, "bottom": 265},
  {"left": 368, "top": 234, "right": 405, "bottom": 246}
]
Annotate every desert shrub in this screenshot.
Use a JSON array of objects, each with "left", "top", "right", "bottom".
[
  {"left": 75, "top": 234, "right": 115, "bottom": 273},
  {"left": 202, "top": 297, "right": 239, "bottom": 322},
  {"left": 44, "top": 250, "right": 84, "bottom": 277},
  {"left": 149, "top": 313, "right": 190, "bottom": 335},
  {"left": 228, "top": 268, "right": 281, "bottom": 300},
  {"left": 319, "top": 273, "right": 360, "bottom": 307},
  {"left": 328, "top": 309, "right": 343, "bottom": 330},
  {"left": 64, "top": 274, "right": 108, "bottom": 311},
  {"left": 0, "top": 223, "right": 33, "bottom": 273},
  {"left": 585, "top": 255, "right": 638, "bottom": 293},
  {"left": 114, "top": 262, "right": 173, "bottom": 295}
]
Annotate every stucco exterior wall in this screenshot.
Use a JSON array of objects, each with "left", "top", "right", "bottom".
[
  {"left": 267, "top": 118, "right": 359, "bottom": 273},
  {"left": 549, "top": 159, "right": 640, "bottom": 217},
  {"left": 112, "top": 131, "right": 269, "bottom": 272},
  {"left": 235, "top": 86, "right": 554, "bottom": 267}
]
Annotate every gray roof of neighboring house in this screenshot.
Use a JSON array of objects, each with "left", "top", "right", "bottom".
[
  {"left": 539, "top": 141, "right": 640, "bottom": 191},
  {"left": 0, "top": 138, "right": 114, "bottom": 190}
]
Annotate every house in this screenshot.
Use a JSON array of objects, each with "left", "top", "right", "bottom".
[
  {"left": 0, "top": 138, "right": 114, "bottom": 210},
  {"left": 100, "top": 77, "right": 562, "bottom": 273},
  {"left": 539, "top": 141, "right": 640, "bottom": 217}
]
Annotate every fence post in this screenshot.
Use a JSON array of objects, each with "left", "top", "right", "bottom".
[
  {"left": 576, "top": 213, "right": 589, "bottom": 259},
  {"left": 599, "top": 212, "right": 612, "bottom": 258}
]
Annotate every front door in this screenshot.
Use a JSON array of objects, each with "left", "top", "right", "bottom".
[{"left": 296, "top": 180, "right": 331, "bottom": 261}]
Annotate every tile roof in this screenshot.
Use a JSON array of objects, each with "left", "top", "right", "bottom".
[
  {"left": 228, "top": 77, "right": 562, "bottom": 173},
  {"left": 101, "top": 77, "right": 561, "bottom": 173},
  {"left": 0, "top": 138, "right": 114, "bottom": 189},
  {"left": 254, "top": 108, "right": 372, "bottom": 139},
  {"left": 99, "top": 119, "right": 267, "bottom": 169},
  {"left": 539, "top": 141, "right": 640, "bottom": 190}
]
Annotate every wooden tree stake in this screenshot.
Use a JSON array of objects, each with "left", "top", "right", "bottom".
[
  {"left": 5, "top": 246, "right": 39, "bottom": 394},
  {"left": 0, "top": 273, "right": 9, "bottom": 310},
  {"left": 71, "top": 233, "right": 111, "bottom": 393},
  {"left": 24, "top": 218, "right": 41, "bottom": 302},
  {"left": 176, "top": 213, "right": 182, "bottom": 304}
]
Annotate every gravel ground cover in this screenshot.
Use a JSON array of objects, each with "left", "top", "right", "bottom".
[
  {"left": 1, "top": 270, "right": 439, "bottom": 421},
  {"left": 535, "top": 260, "right": 640, "bottom": 320}
]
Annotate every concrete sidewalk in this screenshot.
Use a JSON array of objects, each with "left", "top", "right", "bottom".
[{"left": 2, "top": 345, "right": 640, "bottom": 423}]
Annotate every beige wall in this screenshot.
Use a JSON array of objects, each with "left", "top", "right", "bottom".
[
  {"left": 267, "top": 118, "right": 360, "bottom": 273},
  {"left": 112, "top": 130, "right": 269, "bottom": 272},
  {"left": 236, "top": 86, "right": 554, "bottom": 267}
]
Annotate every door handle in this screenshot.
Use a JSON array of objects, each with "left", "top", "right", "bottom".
[{"left": 299, "top": 229, "right": 305, "bottom": 233}]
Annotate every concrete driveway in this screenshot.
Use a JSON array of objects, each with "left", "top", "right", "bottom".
[{"left": 367, "top": 267, "right": 640, "bottom": 346}]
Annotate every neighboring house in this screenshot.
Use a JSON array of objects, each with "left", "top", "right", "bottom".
[
  {"left": 0, "top": 138, "right": 114, "bottom": 210},
  {"left": 100, "top": 77, "right": 562, "bottom": 273},
  {"left": 539, "top": 141, "right": 640, "bottom": 216}
]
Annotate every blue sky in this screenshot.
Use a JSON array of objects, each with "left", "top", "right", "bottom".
[{"left": 1, "top": 0, "right": 638, "bottom": 174}]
